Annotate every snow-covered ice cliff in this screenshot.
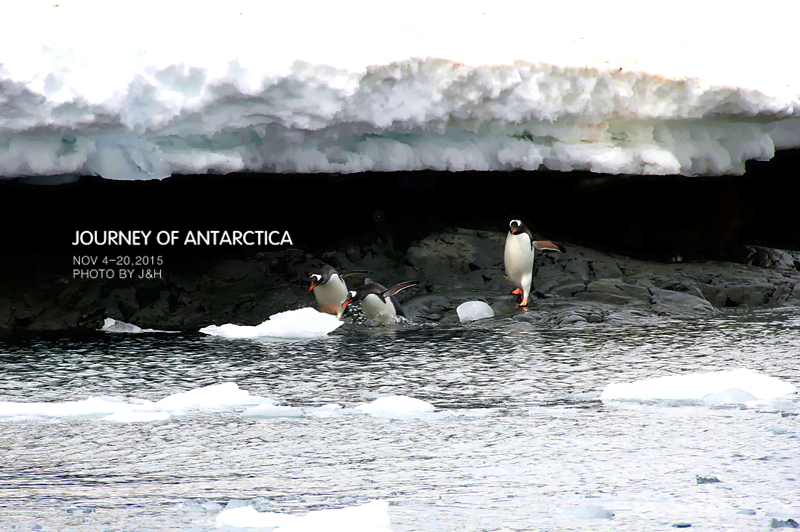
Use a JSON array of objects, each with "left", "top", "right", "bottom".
[{"left": 1, "top": 1, "right": 798, "bottom": 180}]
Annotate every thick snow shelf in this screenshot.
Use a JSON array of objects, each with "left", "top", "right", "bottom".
[{"left": 2, "top": 2, "right": 798, "bottom": 181}]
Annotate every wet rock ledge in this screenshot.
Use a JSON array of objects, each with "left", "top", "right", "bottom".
[{"left": 1, "top": 228, "right": 799, "bottom": 332}]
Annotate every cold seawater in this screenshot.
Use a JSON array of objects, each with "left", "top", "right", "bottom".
[{"left": 1, "top": 309, "right": 799, "bottom": 531}]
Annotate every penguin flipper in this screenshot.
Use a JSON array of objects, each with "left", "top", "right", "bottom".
[
  {"left": 533, "top": 240, "right": 566, "bottom": 253},
  {"left": 382, "top": 280, "right": 418, "bottom": 297},
  {"left": 339, "top": 270, "right": 369, "bottom": 278}
]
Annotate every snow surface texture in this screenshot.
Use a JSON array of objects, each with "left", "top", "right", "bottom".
[
  {"left": 215, "top": 500, "right": 392, "bottom": 531},
  {"left": 2, "top": 2, "right": 799, "bottom": 181},
  {"left": 199, "top": 307, "right": 342, "bottom": 339},
  {"left": 601, "top": 369, "right": 797, "bottom": 404},
  {"left": 456, "top": 301, "right": 495, "bottom": 322},
  {"left": 0, "top": 383, "right": 272, "bottom": 422}
]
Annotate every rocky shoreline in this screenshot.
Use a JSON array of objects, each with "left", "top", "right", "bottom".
[{"left": 1, "top": 228, "right": 799, "bottom": 333}]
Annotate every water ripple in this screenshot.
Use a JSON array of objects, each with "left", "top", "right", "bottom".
[{"left": 0, "top": 308, "right": 798, "bottom": 530}]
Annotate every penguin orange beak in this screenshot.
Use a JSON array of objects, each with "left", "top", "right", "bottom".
[
  {"left": 309, "top": 283, "right": 319, "bottom": 292},
  {"left": 511, "top": 228, "right": 518, "bottom": 234},
  {"left": 342, "top": 298, "right": 353, "bottom": 308}
]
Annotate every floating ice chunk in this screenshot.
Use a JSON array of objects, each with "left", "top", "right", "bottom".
[
  {"left": 155, "top": 382, "right": 272, "bottom": 411},
  {"left": 241, "top": 404, "right": 305, "bottom": 419},
  {"left": 355, "top": 396, "right": 435, "bottom": 418},
  {"left": 0, "top": 396, "right": 125, "bottom": 419},
  {"left": 100, "top": 318, "right": 178, "bottom": 334},
  {"left": 601, "top": 369, "right": 797, "bottom": 402},
  {"left": 215, "top": 500, "right": 391, "bottom": 531},
  {"left": 177, "top": 500, "right": 224, "bottom": 515},
  {"left": 0, "top": 383, "right": 272, "bottom": 422},
  {"left": 456, "top": 301, "right": 495, "bottom": 322},
  {"left": 101, "top": 318, "right": 143, "bottom": 333},
  {"left": 216, "top": 505, "right": 296, "bottom": 528},
  {"left": 563, "top": 504, "right": 614, "bottom": 519},
  {"left": 200, "top": 307, "right": 342, "bottom": 339},
  {"left": 278, "top": 500, "right": 391, "bottom": 532}
]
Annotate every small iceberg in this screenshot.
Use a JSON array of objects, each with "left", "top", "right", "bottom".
[
  {"left": 214, "top": 500, "right": 392, "bottom": 530},
  {"left": 563, "top": 504, "right": 614, "bottom": 519},
  {"left": 200, "top": 307, "right": 342, "bottom": 339},
  {"left": 153, "top": 382, "right": 271, "bottom": 411},
  {"left": 456, "top": 301, "right": 495, "bottom": 322},
  {"left": 601, "top": 369, "right": 797, "bottom": 402},
  {"left": 355, "top": 395, "right": 435, "bottom": 418},
  {"left": 100, "top": 318, "right": 178, "bottom": 333}
]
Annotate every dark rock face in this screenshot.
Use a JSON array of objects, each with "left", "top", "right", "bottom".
[
  {"left": 398, "top": 229, "right": 800, "bottom": 326},
  {"left": 2, "top": 226, "right": 799, "bottom": 332}
]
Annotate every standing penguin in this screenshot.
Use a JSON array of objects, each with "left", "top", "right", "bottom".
[
  {"left": 341, "top": 280, "right": 418, "bottom": 325},
  {"left": 504, "top": 219, "right": 566, "bottom": 307},
  {"left": 306, "top": 265, "right": 368, "bottom": 319}
]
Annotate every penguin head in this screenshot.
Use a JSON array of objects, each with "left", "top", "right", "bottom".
[
  {"left": 342, "top": 290, "right": 359, "bottom": 309},
  {"left": 307, "top": 272, "right": 322, "bottom": 291},
  {"left": 307, "top": 264, "right": 336, "bottom": 291},
  {"left": 509, "top": 219, "right": 524, "bottom": 234}
]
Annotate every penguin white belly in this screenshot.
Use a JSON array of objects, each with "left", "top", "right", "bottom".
[
  {"left": 504, "top": 232, "right": 534, "bottom": 295},
  {"left": 313, "top": 275, "right": 348, "bottom": 318},
  {"left": 361, "top": 293, "right": 398, "bottom": 325}
]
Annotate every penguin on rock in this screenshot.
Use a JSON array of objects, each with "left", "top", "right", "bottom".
[
  {"left": 504, "top": 218, "right": 566, "bottom": 307},
  {"left": 306, "top": 264, "right": 368, "bottom": 319},
  {"left": 341, "top": 280, "right": 418, "bottom": 325}
]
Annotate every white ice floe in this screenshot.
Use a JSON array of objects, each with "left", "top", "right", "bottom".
[
  {"left": 153, "top": 382, "right": 270, "bottom": 410},
  {"left": 456, "top": 301, "right": 495, "bottom": 322},
  {"left": 100, "top": 318, "right": 178, "bottom": 334},
  {"left": 601, "top": 369, "right": 797, "bottom": 404},
  {"left": 240, "top": 400, "right": 492, "bottom": 421},
  {"left": 355, "top": 395, "right": 436, "bottom": 418},
  {"left": 199, "top": 307, "right": 342, "bottom": 339},
  {"left": 240, "top": 404, "right": 306, "bottom": 419},
  {"left": 2, "top": 2, "right": 798, "bottom": 181},
  {"left": 215, "top": 500, "right": 391, "bottom": 531},
  {"left": 0, "top": 382, "right": 272, "bottom": 422},
  {"left": 241, "top": 403, "right": 349, "bottom": 419},
  {"left": 562, "top": 504, "right": 614, "bottom": 519}
]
